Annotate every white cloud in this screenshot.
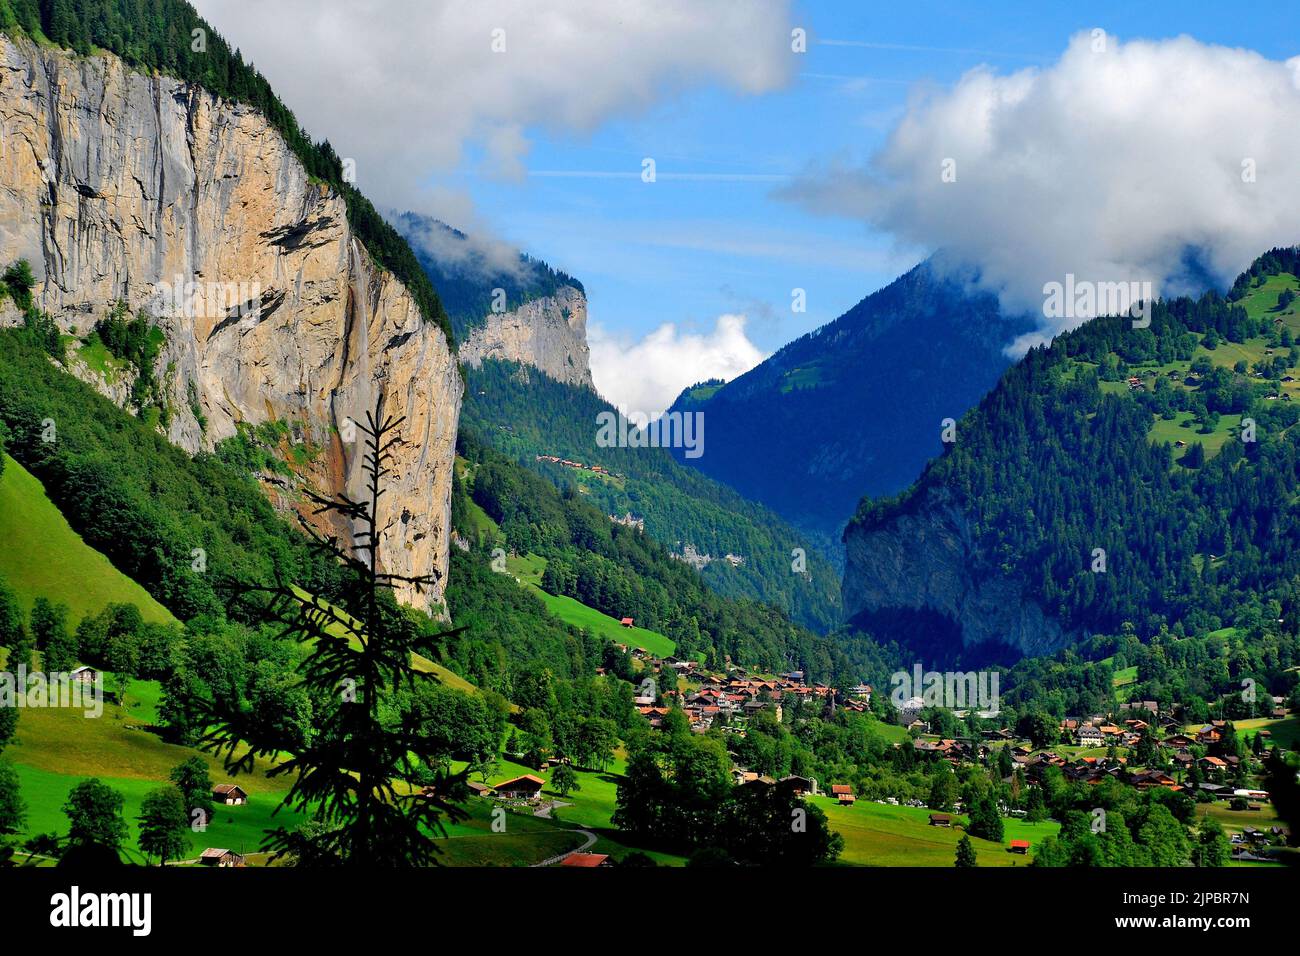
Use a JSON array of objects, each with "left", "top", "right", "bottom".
[
  {"left": 589, "top": 314, "right": 766, "bottom": 419},
  {"left": 193, "top": 0, "right": 795, "bottom": 210},
  {"left": 784, "top": 31, "right": 1300, "bottom": 342},
  {"left": 398, "top": 212, "right": 533, "bottom": 283}
]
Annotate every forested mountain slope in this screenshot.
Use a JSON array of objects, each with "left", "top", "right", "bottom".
[
  {"left": 453, "top": 429, "right": 874, "bottom": 685},
  {"left": 669, "top": 261, "right": 1034, "bottom": 538},
  {"left": 844, "top": 248, "right": 1300, "bottom": 663},
  {"left": 460, "top": 359, "right": 844, "bottom": 633}
]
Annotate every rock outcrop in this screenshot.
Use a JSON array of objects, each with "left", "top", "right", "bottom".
[
  {"left": 0, "top": 34, "right": 461, "bottom": 612},
  {"left": 457, "top": 285, "right": 592, "bottom": 387},
  {"left": 842, "top": 485, "right": 1080, "bottom": 659}
]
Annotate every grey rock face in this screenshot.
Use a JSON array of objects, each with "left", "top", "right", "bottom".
[
  {"left": 0, "top": 35, "right": 461, "bottom": 613},
  {"left": 458, "top": 285, "right": 592, "bottom": 387}
]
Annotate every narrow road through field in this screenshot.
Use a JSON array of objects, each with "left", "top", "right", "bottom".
[
  {"left": 533, "top": 798, "right": 570, "bottom": 819},
  {"left": 532, "top": 827, "right": 597, "bottom": 867}
]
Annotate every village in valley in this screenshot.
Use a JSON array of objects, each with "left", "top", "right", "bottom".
[{"left": 442, "top": 634, "right": 1295, "bottom": 867}]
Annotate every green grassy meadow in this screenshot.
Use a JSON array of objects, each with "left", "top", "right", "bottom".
[
  {"left": 0, "top": 453, "right": 175, "bottom": 625},
  {"left": 444, "top": 754, "right": 687, "bottom": 866},
  {"left": 1069, "top": 272, "right": 1300, "bottom": 464},
  {"left": 458, "top": 468, "right": 674, "bottom": 657},
  {"left": 4, "top": 679, "right": 302, "bottom": 862},
  {"left": 504, "top": 554, "right": 676, "bottom": 656},
  {"left": 431, "top": 799, "right": 587, "bottom": 867},
  {"left": 815, "top": 797, "right": 1059, "bottom": 867},
  {"left": 1147, "top": 411, "right": 1241, "bottom": 459},
  {"left": 1111, "top": 665, "right": 1139, "bottom": 689},
  {"left": 1235, "top": 715, "right": 1300, "bottom": 749},
  {"left": 12, "top": 762, "right": 302, "bottom": 864}
]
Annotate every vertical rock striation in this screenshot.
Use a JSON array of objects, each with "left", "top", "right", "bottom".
[
  {"left": 0, "top": 35, "right": 461, "bottom": 612},
  {"left": 457, "top": 284, "right": 592, "bottom": 388}
]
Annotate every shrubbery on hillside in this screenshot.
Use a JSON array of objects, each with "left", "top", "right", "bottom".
[
  {"left": 852, "top": 250, "right": 1300, "bottom": 642},
  {"left": 461, "top": 360, "right": 843, "bottom": 633},
  {"left": 0, "top": 328, "right": 344, "bottom": 621}
]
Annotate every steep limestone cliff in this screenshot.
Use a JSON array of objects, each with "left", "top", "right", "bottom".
[
  {"left": 0, "top": 34, "right": 461, "bottom": 612},
  {"left": 392, "top": 211, "right": 593, "bottom": 388},
  {"left": 842, "top": 485, "right": 1081, "bottom": 659},
  {"left": 457, "top": 285, "right": 592, "bottom": 387}
]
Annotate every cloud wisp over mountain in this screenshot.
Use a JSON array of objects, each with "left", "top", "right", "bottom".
[{"left": 784, "top": 30, "right": 1300, "bottom": 346}]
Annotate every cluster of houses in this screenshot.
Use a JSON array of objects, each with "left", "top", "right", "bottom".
[
  {"left": 608, "top": 652, "right": 882, "bottom": 801},
  {"left": 975, "top": 709, "right": 1289, "bottom": 801},
  {"left": 1228, "top": 826, "right": 1291, "bottom": 861},
  {"left": 894, "top": 697, "right": 1291, "bottom": 814},
  {"left": 1060, "top": 714, "right": 1159, "bottom": 749},
  {"left": 912, "top": 738, "right": 975, "bottom": 759},
  {"left": 1004, "top": 748, "right": 1248, "bottom": 795},
  {"left": 534, "top": 454, "right": 624, "bottom": 480},
  {"left": 616, "top": 650, "right": 864, "bottom": 734}
]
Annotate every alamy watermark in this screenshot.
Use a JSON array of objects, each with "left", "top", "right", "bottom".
[
  {"left": 890, "top": 664, "right": 1000, "bottom": 716},
  {"left": 1, "top": 665, "right": 103, "bottom": 718},
  {"left": 1043, "top": 274, "right": 1153, "bottom": 328},
  {"left": 50, "top": 886, "right": 150, "bottom": 936},
  {"left": 153, "top": 275, "right": 262, "bottom": 324},
  {"left": 595, "top": 410, "right": 704, "bottom": 459}
]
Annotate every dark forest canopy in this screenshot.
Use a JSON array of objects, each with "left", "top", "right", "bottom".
[
  {"left": 455, "top": 428, "right": 882, "bottom": 686},
  {"left": 460, "top": 359, "right": 844, "bottom": 633}
]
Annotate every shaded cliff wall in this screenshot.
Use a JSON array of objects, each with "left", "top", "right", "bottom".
[
  {"left": 842, "top": 485, "right": 1081, "bottom": 659},
  {"left": 458, "top": 285, "right": 592, "bottom": 387}
]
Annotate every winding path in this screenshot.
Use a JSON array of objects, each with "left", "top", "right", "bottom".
[{"left": 533, "top": 827, "right": 598, "bottom": 867}]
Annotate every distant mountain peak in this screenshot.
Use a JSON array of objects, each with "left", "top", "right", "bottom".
[
  {"left": 395, "top": 211, "right": 592, "bottom": 387},
  {"left": 668, "top": 257, "right": 1035, "bottom": 538}
]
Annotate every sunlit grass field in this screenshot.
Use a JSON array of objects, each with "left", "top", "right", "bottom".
[
  {"left": 0, "top": 453, "right": 175, "bottom": 624},
  {"left": 815, "top": 797, "right": 1059, "bottom": 867}
]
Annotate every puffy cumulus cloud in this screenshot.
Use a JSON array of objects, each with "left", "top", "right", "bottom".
[
  {"left": 589, "top": 314, "right": 766, "bottom": 420},
  {"left": 193, "top": 0, "right": 795, "bottom": 207},
  {"left": 784, "top": 31, "right": 1300, "bottom": 345}
]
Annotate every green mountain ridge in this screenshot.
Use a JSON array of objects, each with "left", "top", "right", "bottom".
[
  {"left": 843, "top": 246, "right": 1300, "bottom": 662},
  {"left": 453, "top": 429, "right": 870, "bottom": 683},
  {"left": 668, "top": 259, "right": 1036, "bottom": 539},
  {"left": 459, "top": 358, "right": 844, "bottom": 634}
]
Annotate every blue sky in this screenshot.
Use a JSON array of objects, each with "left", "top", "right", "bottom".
[
  {"left": 431, "top": 0, "right": 1298, "bottom": 354},
  {"left": 197, "top": 0, "right": 1300, "bottom": 413}
]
